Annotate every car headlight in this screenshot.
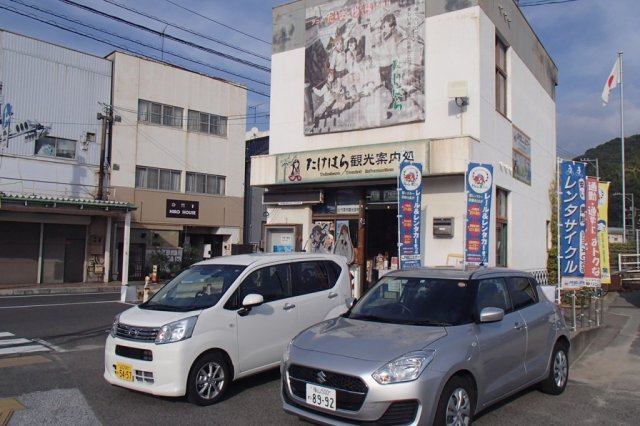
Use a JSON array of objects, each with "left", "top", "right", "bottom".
[
  {"left": 155, "top": 316, "right": 198, "bottom": 344},
  {"left": 110, "top": 314, "right": 121, "bottom": 338},
  {"left": 372, "top": 350, "right": 435, "bottom": 384},
  {"left": 283, "top": 340, "right": 293, "bottom": 364}
]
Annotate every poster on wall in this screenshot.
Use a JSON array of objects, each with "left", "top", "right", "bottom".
[
  {"left": 304, "top": 0, "right": 425, "bottom": 134},
  {"left": 308, "top": 221, "right": 335, "bottom": 253},
  {"left": 398, "top": 161, "right": 423, "bottom": 269},
  {"left": 559, "top": 160, "right": 586, "bottom": 289},
  {"left": 598, "top": 182, "right": 611, "bottom": 284},
  {"left": 465, "top": 163, "right": 493, "bottom": 266},
  {"left": 334, "top": 220, "right": 355, "bottom": 264},
  {"left": 512, "top": 126, "right": 531, "bottom": 185}
]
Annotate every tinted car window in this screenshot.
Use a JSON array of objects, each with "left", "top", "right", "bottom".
[
  {"left": 239, "top": 264, "right": 291, "bottom": 303},
  {"left": 507, "top": 276, "right": 538, "bottom": 310},
  {"left": 292, "top": 261, "right": 332, "bottom": 296},
  {"left": 349, "top": 276, "right": 474, "bottom": 325},
  {"left": 476, "top": 278, "right": 511, "bottom": 312}
]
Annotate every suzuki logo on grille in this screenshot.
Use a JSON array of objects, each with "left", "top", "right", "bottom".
[
  {"left": 316, "top": 370, "right": 327, "bottom": 384},
  {"left": 128, "top": 328, "right": 139, "bottom": 337}
]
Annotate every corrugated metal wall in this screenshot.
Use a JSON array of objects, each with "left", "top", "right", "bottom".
[{"left": 1, "top": 31, "right": 112, "bottom": 196}]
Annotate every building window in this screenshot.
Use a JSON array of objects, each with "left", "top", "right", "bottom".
[
  {"left": 135, "top": 166, "right": 181, "bottom": 191},
  {"left": 187, "top": 110, "right": 227, "bottom": 137},
  {"left": 495, "top": 36, "right": 508, "bottom": 116},
  {"left": 186, "top": 172, "right": 226, "bottom": 195},
  {"left": 138, "top": 100, "right": 183, "bottom": 128},
  {"left": 496, "top": 187, "right": 508, "bottom": 267},
  {"left": 35, "top": 136, "right": 76, "bottom": 159}
]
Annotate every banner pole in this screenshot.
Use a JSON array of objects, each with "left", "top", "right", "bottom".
[{"left": 556, "top": 158, "right": 562, "bottom": 303}]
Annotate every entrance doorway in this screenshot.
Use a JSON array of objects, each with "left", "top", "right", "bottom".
[{"left": 365, "top": 205, "right": 398, "bottom": 287}]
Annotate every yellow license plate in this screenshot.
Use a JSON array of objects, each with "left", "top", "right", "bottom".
[{"left": 115, "top": 363, "right": 134, "bottom": 382}]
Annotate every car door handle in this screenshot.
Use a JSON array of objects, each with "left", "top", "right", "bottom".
[
  {"left": 328, "top": 292, "right": 338, "bottom": 299},
  {"left": 514, "top": 322, "right": 525, "bottom": 331},
  {"left": 283, "top": 303, "right": 296, "bottom": 310}
]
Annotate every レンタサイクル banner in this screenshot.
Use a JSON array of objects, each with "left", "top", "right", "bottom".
[{"left": 559, "top": 161, "right": 586, "bottom": 288}]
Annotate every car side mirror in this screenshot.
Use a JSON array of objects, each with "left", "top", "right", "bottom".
[
  {"left": 238, "top": 293, "right": 264, "bottom": 317},
  {"left": 479, "top": 307, "right": 504, "bottom": 323},
  {"left": 345, "top": 297, "right": 356, "bottom": 309}
]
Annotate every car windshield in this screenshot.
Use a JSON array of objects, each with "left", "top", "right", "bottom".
[
  {"left": 141, "top": 264, "right": 246, "bottom": 311},
  {"left": 348, "top": 275, "right": 474, "bottom": 326}
]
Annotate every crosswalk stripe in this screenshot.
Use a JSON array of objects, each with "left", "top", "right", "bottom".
[
  {"left": 0, "top": 332, "right": 15, "bottom": 338},
  {"left": 0, "top": 338, "right": 31, "bottom": 346},
  {"left": 0, "top": 345, "right": 50, "bottom": 355}
]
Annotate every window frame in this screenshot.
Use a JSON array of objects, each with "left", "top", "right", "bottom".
[
  {"left": 138, "top": 99, "right": 183, "bottom": 128},
  {"left": 496, "top": 187, "right": 509, "bottom": 267},
  {"left": 495, "top": 36, "right": 508, "bottom": 116},
  {"left": 34, "top": 136, "right": 77, "bottom": 159},
  {"left": 506, "top": 276, "right": 538, "bottom": 311},
  {"left": 135, "top": 166, "right": 181, "bottom": 191},
  {"left": 187, "top": 109, "right": 228, "bottom": 137},
  {"left": 185, "top": 171, "right": 226, "bottom": 195}
]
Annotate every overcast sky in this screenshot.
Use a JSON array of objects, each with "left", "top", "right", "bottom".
[{"left": 0, "top": 0, "right": 637, "bottom": 157}]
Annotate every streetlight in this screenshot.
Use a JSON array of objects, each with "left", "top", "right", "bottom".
[{"left": 579, "top": 157, "right": 599, "bottom": 179}]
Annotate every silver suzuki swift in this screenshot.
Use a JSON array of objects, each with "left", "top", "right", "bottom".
[{"left": 281, "top": 267, "right": 570, "bottom": 425}]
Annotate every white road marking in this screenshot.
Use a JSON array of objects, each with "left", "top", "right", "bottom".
[
  {"left": 0, "top": 300, "right": 125, "bottom": 309},
  {"left": 0, "top": 344, "right": 50, "bottom": 355},
  {"left": 0, "top": 338, "right": 31, "bottom": 346},
  {"left": 0, "top": 292, "right": 120, "bottom": 299},
  {"left": 34, "top": 339, "right": 66, "bottom": 353},
  {"left": 0, "top": 332, "right": 15, "bottom": 338}
]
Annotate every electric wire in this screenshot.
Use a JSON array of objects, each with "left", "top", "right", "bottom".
[
  {"left": 162, "top": 0, "right": 270, "bottom": 45},
  {"left": 0, "top": 2, "right": 270, "bottom": 97},
  {"left": 519, "top": 0, "right": 580, "bottom": 7},
  {"left": 102, "top": 0, "right": 271, "bottom": 63},
  {"left": 58, "top": 0, "right": 270, "bottom": 72}
]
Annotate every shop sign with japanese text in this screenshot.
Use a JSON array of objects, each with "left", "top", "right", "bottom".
[
  {"left": 276, "top": 140, "right": 428, "bottom": 184},
  {"left": 584, "top": 176, "right": 601, "bottom": 286},
  {"left": 465, "top": 163, "right": 493, "bottom": 266},
  {"left": 398, "top": 161, "right": 423, "bottom": 269},
  {"left": 559, "top": 161, "right": 586, "bottom": 288}
]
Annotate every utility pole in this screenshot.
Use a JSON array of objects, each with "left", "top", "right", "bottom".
[{"left": 96, "top": 105, "right": 121, "bottom": 200}]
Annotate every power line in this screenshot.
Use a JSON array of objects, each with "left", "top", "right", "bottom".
[
  {"left": 58, "top": 0, "right": 270, "bottom": 73},
  {"left": 162, "top": 0, "right": 271, "bottom": 46},
  {"left": 0, "top": 2, "right": 270, "bottom": 97},
  {"left": 102, "top": 0, "right": 271, "bottom": 63},
  {"left": 519, "top": 0, "right": 580, "bottom": 7}
]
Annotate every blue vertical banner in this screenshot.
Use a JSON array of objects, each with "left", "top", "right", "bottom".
[
  {"left": 399, "top": 161, "right": 423, "bottom": 269},
  {"left": 560, "top": 160, "right": 586, "bottom": 288},
  {"left": 465, "top": 163, "right": 494, "bottom": 266}
]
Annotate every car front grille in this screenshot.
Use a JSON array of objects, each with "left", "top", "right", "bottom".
[
  {"left": 116, "top": 344, "right": 153, "bottom": 361},
  {"left": 287, "top": 364, "right": 368, "bottom": 411},
  {"left": 376, "top": 400, "right": 419, "bottom": 425},
  {"left": 115, "top": 323, "right": 158, "bottom": 342}
]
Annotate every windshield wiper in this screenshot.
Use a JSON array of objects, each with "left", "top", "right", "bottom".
[
  {"left": 351, "top": 314, "right": 393, "bottom": 323},
  {"left": 140, "top": 303, "right": 178, "bottom": 311},
  {"left": 409, "top": 320, "right": 452, "bottom": 326}
]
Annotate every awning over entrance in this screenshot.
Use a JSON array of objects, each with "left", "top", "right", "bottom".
[{"left": 0, "top": 194, "right": 137, "bottom": 214}]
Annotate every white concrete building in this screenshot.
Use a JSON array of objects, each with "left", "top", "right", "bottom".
[
  {"left": 252, "top": 0, "right": 557, "bottom": 294},
  {"left": 107, "top": 52, "right": 247, "bottom": 280},
  {"left": 0, "top": 30, "right": 135, "bottom": 285}
]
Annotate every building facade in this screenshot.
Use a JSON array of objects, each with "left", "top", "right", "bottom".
[
  {"left": 107, "top": 52, "right": 247, "bottom": 280},
  {"left": 0, "top": 30, "right": 135, "bottom": 284},
  {"left": 252, "top": 0, "right": 558, "bottom": 295}
]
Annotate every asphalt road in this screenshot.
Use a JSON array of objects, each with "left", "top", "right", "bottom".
[{"left": 1, "top": 292, "right": 639, "bottom": 425}]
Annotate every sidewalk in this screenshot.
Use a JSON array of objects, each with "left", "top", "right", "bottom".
[{"left": 0, "top": 281, "right": 163, "bottom": 297}]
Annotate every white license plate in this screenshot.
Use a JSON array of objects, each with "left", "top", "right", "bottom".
[{"left": 306, "top": 383, "right": 336, "bottom": 411}]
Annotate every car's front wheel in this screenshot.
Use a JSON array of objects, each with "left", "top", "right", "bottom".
[
  {"left": 539, "top": 342, "right": 569, "bottom": 395},
  {"left": 187, "top": 352, "right": 230, "bottom": 405},
  {"left": 434, "top": 375, "right": 475, "bottom": 426}
]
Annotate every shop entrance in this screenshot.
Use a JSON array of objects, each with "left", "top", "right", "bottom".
[{"left": 365, "top": 205, "right": 398, "bottom": 288}]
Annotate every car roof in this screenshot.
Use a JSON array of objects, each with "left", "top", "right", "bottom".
[
  {"left": 384, "top": 266, "right": 534, "bottom": 281},
  {"left": 191, "top": 252, "right": 347, "bottom": 268}
]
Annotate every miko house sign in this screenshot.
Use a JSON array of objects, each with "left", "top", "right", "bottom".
[{"left": 166, "top": 199, "right": 199, "bottom": 219}]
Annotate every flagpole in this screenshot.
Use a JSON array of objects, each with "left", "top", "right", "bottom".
[{"left": 619, "top": 51, "right": 626, "bottom": 243}]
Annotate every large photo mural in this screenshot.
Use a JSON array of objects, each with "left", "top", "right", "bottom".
[{"left": 304, "top": 0, "right": 425, "bottom": 134}]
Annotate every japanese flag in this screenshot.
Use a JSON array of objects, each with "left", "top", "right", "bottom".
[{"left": 601, "top": 57, "right": 620, "bottom": 105}]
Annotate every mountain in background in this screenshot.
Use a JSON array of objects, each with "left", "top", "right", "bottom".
[{"left": 573, "top": 133, "right": 640, "bottom": 228}]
